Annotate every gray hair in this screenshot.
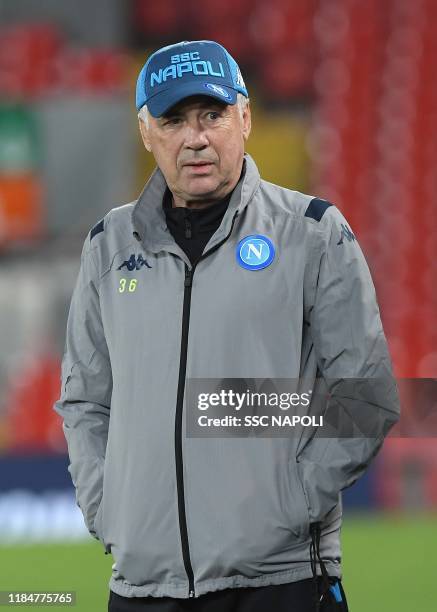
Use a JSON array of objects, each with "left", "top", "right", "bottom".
[{"left": 138, "top": 92, "right": 249, "bottom": 129}]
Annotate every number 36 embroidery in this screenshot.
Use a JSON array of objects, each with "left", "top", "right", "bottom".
[{"left": 119, "top": 278, "right": 138, "bottom": 293}]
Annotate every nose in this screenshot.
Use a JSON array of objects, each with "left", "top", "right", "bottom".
[{"left": 183, "top": 122, "right": 209, "bottom": 150}]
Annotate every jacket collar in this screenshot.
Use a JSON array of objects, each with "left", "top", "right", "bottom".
[{"left": 131, "top": 153, "right": 260, "bottom": 256}]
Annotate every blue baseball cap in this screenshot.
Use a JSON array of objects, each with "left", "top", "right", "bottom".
[{"left": 136, "top": 40, "right": 248, "bottom": 117}]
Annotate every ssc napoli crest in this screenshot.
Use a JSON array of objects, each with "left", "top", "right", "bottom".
[
  {"left": 204, "top": 83, "right": 231, "bottom": 99},
  {"left": 236, "top": 234, "right": 275, "bottom": 271}
]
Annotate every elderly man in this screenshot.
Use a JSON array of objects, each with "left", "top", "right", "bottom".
[{"left": 54, "top": 40, "right": 399, "bottom": 612}]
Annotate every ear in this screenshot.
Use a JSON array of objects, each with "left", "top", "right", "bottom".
[
  {"left": 138, "top": 118, "right": 152, "bottom": 153},
  {"left": 242, "top": 102, "right": 252, "bottom": 142}
]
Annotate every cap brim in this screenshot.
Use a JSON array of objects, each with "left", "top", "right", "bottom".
[{"left": 146, "top": 81, "right": 238, "bottom": 118}]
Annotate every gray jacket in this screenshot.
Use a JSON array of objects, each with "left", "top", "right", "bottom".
[{"left": 54, "top": 153, "right": 400, "bottom": 599}]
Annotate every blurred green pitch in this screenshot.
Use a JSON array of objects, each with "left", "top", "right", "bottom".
[{"left": 0, "top": 514, "right": 435, "bottom": 611}]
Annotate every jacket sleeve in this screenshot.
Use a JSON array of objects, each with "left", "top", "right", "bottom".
[
  {"left": 298, "top": 205, "right": 400, "bottom": 523},
  {"left": 53, "top": 235, "right": 112, "bottom": 539}
]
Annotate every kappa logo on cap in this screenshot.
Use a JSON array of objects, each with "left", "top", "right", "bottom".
[
  {"left": 236, "top": 235, "right": 275, "bottom": 271},
  {"left": 236, "top": 67, "right": 246, "bottom": 89},
  {"left": 204, "top": 83, "right": 231, "bottom": 99}
]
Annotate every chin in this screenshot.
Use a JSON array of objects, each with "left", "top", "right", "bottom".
[{"left": 184, "top": 180, "right": 221, "bottom": 199}]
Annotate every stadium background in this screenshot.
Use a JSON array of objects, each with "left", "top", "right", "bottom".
[{"left": 0, "top": 0, "right": 435, "bottom": 610}]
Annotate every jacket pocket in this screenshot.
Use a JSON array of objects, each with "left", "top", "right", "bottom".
[
  {"left": 93, "top": 497, "right": 110, "bottom": 554},
  {"left": 287, "top": 459, "right": 310, "bottom": 540}
]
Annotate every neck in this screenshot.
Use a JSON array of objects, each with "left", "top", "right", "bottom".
[{"left": 170, "top": 193, "right": 229, "bottom": 210}]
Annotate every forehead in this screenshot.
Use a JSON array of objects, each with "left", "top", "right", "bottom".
[{"left": 162, "top": 95, "right": 231, "bottom": 116}]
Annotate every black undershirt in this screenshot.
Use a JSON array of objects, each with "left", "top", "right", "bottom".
[{"left": 162, "top": 188, "right": 233, "bottom": 266}]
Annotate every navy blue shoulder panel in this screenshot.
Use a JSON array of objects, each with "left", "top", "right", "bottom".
[
  {"left": 90, "top": 218, "right": 104, "bottom": 241},
  {"left": 304, "top": 198, "right": 333, "bottom": 222}
]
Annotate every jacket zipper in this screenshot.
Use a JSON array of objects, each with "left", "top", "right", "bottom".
[{"left": 174, "top": 210, "right": 239, "bottom": 599}]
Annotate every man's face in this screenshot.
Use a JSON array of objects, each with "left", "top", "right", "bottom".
[{"left": 139, "top": 95, "right": 251, "bottom": 205}]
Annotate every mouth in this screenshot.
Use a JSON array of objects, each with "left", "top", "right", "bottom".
[
  {"left": 182, "top": 161, "right": 214, "bottom": 167},
  {"left": 182, "top": 161, "right": 215, "bottom": 174}
]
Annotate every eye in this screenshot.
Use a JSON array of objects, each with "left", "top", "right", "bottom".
[
  {"left": 164, "top": 117, "right": 182, "bottom": 126},
  {"left": 206, "top": 111, "right": 221, "bottom": 121}
]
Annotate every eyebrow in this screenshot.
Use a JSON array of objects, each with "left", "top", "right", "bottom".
[{"left": 160, "top": 110, "right": 182, "bottom": 120}]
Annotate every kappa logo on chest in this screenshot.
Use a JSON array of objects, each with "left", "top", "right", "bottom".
[{"left": 117, "top": 254, "right": 152, "bottom": 271}]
